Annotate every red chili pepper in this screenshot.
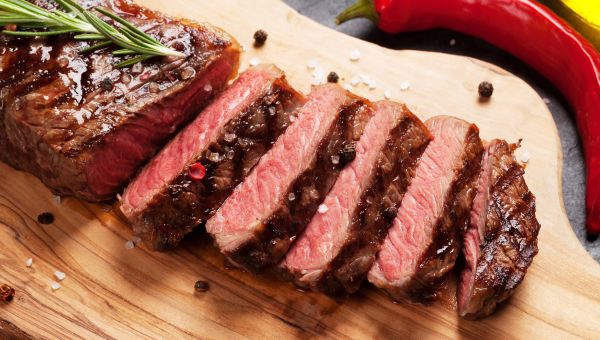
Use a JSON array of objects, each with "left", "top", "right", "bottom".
[
  {"left": 188, "top": 162, "right": 206, "bottom": 181},
  {"left": 337, "top": 0, "right": 600, "bottom": 236}
]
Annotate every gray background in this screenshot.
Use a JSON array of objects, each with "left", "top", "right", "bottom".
[{"left": 284, "top": 0, "right": 599, "bottom": 262}]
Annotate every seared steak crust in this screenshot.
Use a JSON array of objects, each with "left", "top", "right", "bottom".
[
  {"left": 458, "top": 139, "right": 540, "bottom": 319},
  {"left": 129, "top": 74, "right": 303, "bottom": 249},
  {"left": 0, "top": 0, "right": 239, "bottom": 201},
  {"left": 403, "top": 124, "right": 483, "bottom": 303},
  {"left": 225, "top": 95, "right": 373, "bottom": 273}
]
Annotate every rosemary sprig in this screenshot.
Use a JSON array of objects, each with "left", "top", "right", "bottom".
[{"left": 0, "top": 0, "right": 186, "bottom": 68}]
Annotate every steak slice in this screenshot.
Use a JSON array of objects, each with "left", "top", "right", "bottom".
[
  {"left": 205, "top": 84, "right": 373, "bottom": 272},
  {"left": 458, "top": 139, "right": 540, "bottom": 319},
  {"left": 0, "top": 0, "right": 239, "bottom": 201},
  {"left": 280, "top": 101, "right": 431, "bottom": 295},
  {"left": 120, "top": 65, "right": 304, "bottom": 250},
  {"left": 368, "top": 115, "right": 483, "bottom": 303}
]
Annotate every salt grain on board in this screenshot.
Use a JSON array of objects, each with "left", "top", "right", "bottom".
[
  {"left": 400, "top": 81, "right": 411, "bottom": 91},
  {"left": 54, "top": 271, "right": 66, "bottom": 281},
  {"left": 350, "top": 76, "right": 360, "bottom": 86},
  {"left": 306, "top": 59, "right": 318, "bottom": 70},
  {"left": 384, "top": 90, "right": 392, "bottom": 99},
  {"left": 125, "top": 240, "right": 135, "bottom": 249},
  {"left": 132, "top": 236, "right": 142, "bottom": 244},
  {"left": 50, "top": 282, "right": 61, "bottom": 291},
  {"left": 25, "top": 258, "right": 32, "bottom": 267},
  {"left": 249, "top": 57, "right": 260, "bottom": 67},
  {"left": 349, "top": 49, "right": 361, "bottom": 61},
  {"left": 520, "top": 150, "right": 531, "bottom": 163},
  {"left": 318, "top": 204, "right": 329, "bottom": 213}
]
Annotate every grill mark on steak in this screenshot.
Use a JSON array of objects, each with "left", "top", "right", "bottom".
[
  {"left": 368, "top": 116, "right": 483, "bottom": 304},
  {"left": 458, "top": 139, "right": 540, "bottom": 319},
  {"left": 207, "top": 85, "right": 373, "bottom": 273},
  {"left": 123, "top": 67, "right": 304, "bottom": 249},
  {"left": 280, "top": 102, "right": 432, "bottom": 295},
  {"left": 0, "top": 0, "right": 240, "bottom": 201}
]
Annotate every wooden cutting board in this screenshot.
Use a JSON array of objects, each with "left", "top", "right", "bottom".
[{"left": 1, "top": 0, "right": 599, "bottom": 338}]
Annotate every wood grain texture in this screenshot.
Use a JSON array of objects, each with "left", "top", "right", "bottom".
[{"left": 1, "top": 0, "right": 599, "bottom": 338}]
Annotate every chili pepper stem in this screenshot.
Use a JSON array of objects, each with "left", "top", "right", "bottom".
[{"left": 335, "top": 0, "right": 378, "bottom": 25}]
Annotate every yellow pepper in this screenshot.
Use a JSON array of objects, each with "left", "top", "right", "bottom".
[{"left": 541, "top": 0, "right": 600, "bottom": 51}]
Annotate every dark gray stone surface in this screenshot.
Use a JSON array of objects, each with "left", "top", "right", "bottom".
[{"left": 284, "top": 0, "right": 599, "bottom": 262}]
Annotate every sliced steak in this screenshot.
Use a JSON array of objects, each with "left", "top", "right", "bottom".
[
  {"left": 368, "top": 115, "right": 483, "bottom": 303},
  {"left": 458, "top": 139, "right": 540, "bottom": 319},
  {"left": 206, "top": 84, "right": 373, "bottom": 272},
  {"left": 120, "top": 65, "right": 304, "bottom": 249},
  {"left": 280, "top": 101, "right": 431, "bottom": 295},
  {"left": 0, "top": 0, "right": 240, "bottom": 201}
]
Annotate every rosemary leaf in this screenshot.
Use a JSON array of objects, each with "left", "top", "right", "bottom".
[{"left": 0, "top": 0, "right": 186, "bottom": 67}]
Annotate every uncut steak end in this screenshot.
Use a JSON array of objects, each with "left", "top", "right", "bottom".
[
  {"left": 121, "top": 65, "right": 304, "bottom": 250},
  {"left": 458, "top": 139, "right": 541, "bottom": 319},
  {"left": 206, "top": 84, "right": 373, "bottom": 273},
  {"left": 280, "top": 101, "right": 431, "bottom": 295},
  {"left": 368, "top": 115, "right": 483, "bottom": 303},
  {"left": 0, "top": 0, "right": 240, "bottom": 201}
]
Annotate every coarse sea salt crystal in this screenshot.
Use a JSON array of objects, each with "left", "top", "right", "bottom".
[
  {"left": 520, "top": 150, "right": 531, "bottom": 163},
  {"left": 288, "top": 193, "right": 296, "bottom": 201},
  {"left": 249, "top": 57, "right": 260, "bottom": 67},
  {"left": 125, "top": 240, "right": 135, "bottom": 249},
  {"left": 54, "top": 271, "right": 66, "bottom": 281},
  {"left": 360, "top": 74, "right": 370, "bottom": 85},
  {"left": 331, "top": 155, "right": 340, "bottom": 165},
  {"left": 368, "top": 80, "right": 377, "bottom": 90},
  {"left": 25, "top": 258, "right": 33, "bottom": 267},
  {"left": 349, "top": 49, "right": 361, "bottom": 61},
  {"left": 52, "top": 195, "right": 62, "bottom": 204},
  {"left": 350, "top": 76, "right": 360, "bottom": 86},
  {"left": 450, "top": 39, "right": 456, "bottom": 46},
  {"left": 224, "top": 133, "right": 237, "bottom": 143},
  {"left": 132, "top": 236, "right": 142, "bottom": 244},
  {"left": 400, "top": 81, "right": 411, "bottom": 91},
  {"left": 342, "top": 83, "right": 353, "bottom": 91},
  {"left": 543, "top": 98, "right": 551, "bottom": 104},
  {"left": 208, "top": 152, "right": 221, "bottom": 162},
  {"left": 318, "top": 204, "right": 329, "bottom": 213},
  {"left": 384, "top": 90, "right": 392, "bottom": 99},
  {"left": 203, "top": 84, "right": 212, "bottom": 92},
  {"left": 50, "top": 282, "right": 61, "bottom": 291},
  {"left": 240, "top": 44, "right": 246, "bottom": 52},
  {"left": 306, "top": 59, "right": 318, "bottom": 70}
]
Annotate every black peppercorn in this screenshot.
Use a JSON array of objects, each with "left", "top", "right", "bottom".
[
  {"left": 339, "top": 143, "right": 356, "bottom": 165},
  {"left": 194, "top": 280, "right": 210, "bottom": 292},
  {"left": 0, "top": 284, "right": 15, "bottom": 302},
  {"left": 327, "top": 72, "right": 339, "bottom": 83},
  {"left": 100, "top": 78, "right": 114, "bottom": 91},
  {"left": 478, "top": 81, "right": 494, "bottom": 99},
  {"left": 37, "top": 212, "right": 54, "bottom": 224},
  {"left": 253, "top": 29, "right": 268, "bottom": 47}
]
